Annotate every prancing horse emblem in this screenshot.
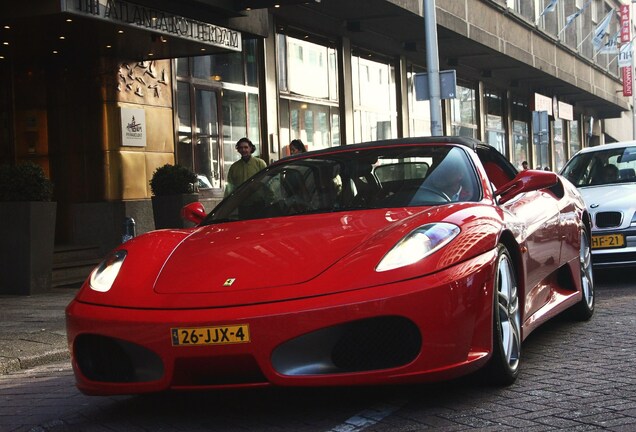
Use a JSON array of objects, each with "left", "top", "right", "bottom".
[{"left": 223, "top": 278, "right": 236, "bottom": 287}]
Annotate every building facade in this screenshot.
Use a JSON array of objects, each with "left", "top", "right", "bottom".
[{"left": 0, "top": 0, "right": 631, "bottom": 251}]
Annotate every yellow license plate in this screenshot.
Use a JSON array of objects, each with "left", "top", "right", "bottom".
[
  {"left": 171, "top": 324, "right": 250, "bottom": 346},
  {"left": 591, "top": 234, "right": 625, "bottom": 250}
]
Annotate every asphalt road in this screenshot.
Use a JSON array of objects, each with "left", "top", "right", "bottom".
[{"left": 1, "top": 269, "right": 634, "bottom": 432}]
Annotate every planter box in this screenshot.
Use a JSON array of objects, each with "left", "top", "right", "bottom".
[
  {"left": 151, "top": 193, "right": 199, "bottom": 229},
  {"left": 0, "top": 201, "right": 56, "bottom": 295}
]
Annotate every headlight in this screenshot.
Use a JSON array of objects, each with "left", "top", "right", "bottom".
[
  {"left": 376, "top": 223, "right": 460, "bottom": 272},
  {"left": 89, "top": 250, "right": 127, "bottom": 292}
]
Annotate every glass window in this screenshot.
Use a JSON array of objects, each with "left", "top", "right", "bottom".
[
  {"left": 277, "top": 34, "right": 288, "bottom": 93},
  {"left": 175, "top": 40, "right": 260, "bottom": 193},
  {"left": 190, "top": 40, "right": 258, "bottom": 85},
  {"left": 248, "top": 93, "right": 260, "bottom": 153},
  {"left": 328, "top": 49, "right": 338, "bottom": 101},
  {"left": 192, "top": 56, "right": 213, "bottom": 81},
  {"left": 562, "top": 0, "right": 581, "bottom": 51},
  {"left": 203, "top": 144, "right": 480, "bottom": 224},
  {"left": 511, "top": 96, "right": 530, "bottom": 169},
  {"left": 580, "top": 0, "right": 594, "bottom": 60},
  {"left": 485, "top": 90, "right": 506, "bottom": 155},
  {"left": 512, "top": 121, "right": 529, "bottom": 170},
  {"left": 221, "top": 90, "right": 247, "bottom": 182},
  {"left": 569, "top": 120, "right": 581, "bottom": 157},
  {"left": 194, "top": 89, "right": 220, "bottom": 188},
  {"left": 450, "top": 84, "right": 477, "bottom": 138},
  {"left": 538, "top": 0, "right": 559, "bottom": 36},
  {"left": 534, "top": 141, "right": 550, "bottom": 171},
  {"left": 280, "top": 100, "right": 339, "bottom": 153},
  {"left": 506, "top": 0, "right": 536, "bottom": 22},
  {"left": 194, "top": 52, "right": 243, "bottom": 84},
  {"left": 561, "top": 145, "right": 636, "bottom": 186},
  {"left": 176, "top": 81, "right": 193, "bottom": 170},
  {"left": 552, "top": 119, "right": 565, "bottom": 172},
  {"left": 277, "top": 33, "right": 339, "bottom": 152},
  {"left": 176, "top": 57, "right": 189, "bottom": 77},
  {"left": 245, "top": 39, "right": 258, "bottom": 87},
  {"left": 331, "top": 113, "right": 341, "bottom": 146},
  {"left": 351, "top": 54, "right": 397, "bottom": 143},
  {"left": 285, "top": 37, "right": 331, "bottom": 98}
]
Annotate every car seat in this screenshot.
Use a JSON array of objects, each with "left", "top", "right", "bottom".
[{"left": 619, "top": 168, "right": 636, "bottom": 180}]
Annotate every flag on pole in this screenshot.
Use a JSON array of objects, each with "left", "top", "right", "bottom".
[
  {"left": 559, "top": 0, "right": 591, "bottom": 35},
  {"left": 618, "top": 41, "right": 633, "bottom": 66},
  {"left": 598, "top": 30, "right": 620, "bottom": 54},
  {"left": 592, "top": 10, "right": 615, "bottom": 51},
  {"left": 536, "top": 0, "right": 559, "bottom": 25}
]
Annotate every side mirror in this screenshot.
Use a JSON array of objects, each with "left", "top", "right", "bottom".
[
  {"left": 181, "top": 202, "right": 207, "bottom": 225},
  {"left": 494, "top": 170, "right": 558, "bottom": 204}
]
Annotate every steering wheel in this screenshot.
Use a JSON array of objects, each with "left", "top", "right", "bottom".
[{"left": 415, "top": 186, "right": 451, "bottom": 202}]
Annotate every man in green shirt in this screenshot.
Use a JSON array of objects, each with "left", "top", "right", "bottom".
[{"left": 224, "top": 137, "right": 267, "bottom": 197}]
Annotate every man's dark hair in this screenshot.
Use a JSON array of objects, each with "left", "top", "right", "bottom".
[
  {"left": 236, "top": 137, "right": 256, "bottom": 154},
  {"left": 290, "top": 139, "right": 307, "bottom": 153}
]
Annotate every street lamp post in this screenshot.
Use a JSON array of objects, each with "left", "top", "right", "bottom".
[{"left": 424, "top": 0, "right": 443, "bottom": 136}]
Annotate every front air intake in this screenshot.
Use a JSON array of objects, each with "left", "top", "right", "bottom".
[
  {"left": 74, "top": 334, "right": 164, "bottom": 383},
  {"left": 272, "top": 316, "right": 421, "bottom": 376}
]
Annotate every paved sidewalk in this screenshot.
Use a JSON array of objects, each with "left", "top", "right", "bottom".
[{"left": 0, "top": 287, "right": 77, "bottom": 375}]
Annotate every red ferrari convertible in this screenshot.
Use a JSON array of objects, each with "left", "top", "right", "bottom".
[{"left": 66, "top": 137, "right": 594, "bottom": 395}]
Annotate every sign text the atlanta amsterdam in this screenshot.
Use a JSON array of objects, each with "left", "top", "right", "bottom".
[{"left": 65, "top": 0, "right": 242, "bottom": 51}]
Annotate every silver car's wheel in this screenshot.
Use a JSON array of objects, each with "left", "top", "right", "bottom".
[
  {"left": 572, "top": 229, "right": 594, "bottom": 320},
  {"left": 484, "top": 244, "right": 521, "bottom": 385}
]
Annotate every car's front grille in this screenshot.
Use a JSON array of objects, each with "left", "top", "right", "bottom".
[{"left": 596, "top": 211, "right": 623, "bottom": 228}]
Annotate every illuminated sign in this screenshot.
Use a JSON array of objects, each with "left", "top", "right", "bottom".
[{"left": 64, "top": 0, "right": 242, "bottom": 51}]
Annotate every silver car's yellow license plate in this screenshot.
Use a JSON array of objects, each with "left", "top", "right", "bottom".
[{"left": 591, "top": 234, "right": 625, "bottom": 250}]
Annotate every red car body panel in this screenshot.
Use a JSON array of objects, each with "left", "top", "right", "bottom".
[
  {"left": 66, "top": 137, "right": 590, "bottom": 395},
  {"left": 73, "top": 204, "right": 503, "bottom": 310},
  {"left": 66, "top": 249, "right": 497, "bottom": 395}
]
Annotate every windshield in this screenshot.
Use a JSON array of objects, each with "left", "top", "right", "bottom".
[
  {"left": 202, "top": 145, "right": 480, "bottom": 224},
  {"left": 561, "top": 146, "right": 636, "bottom": 187}
]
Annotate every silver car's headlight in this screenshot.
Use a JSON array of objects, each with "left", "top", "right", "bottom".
[
  {"left": 376, "top": 223, "right": 460, "bottom": 272},
  {"left": 89, "top": 250, "right": 127, "bottom": 292}
]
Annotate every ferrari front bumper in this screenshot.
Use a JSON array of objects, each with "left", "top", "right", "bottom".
[{"left": 66, "top": 251, "right": 496, "bottom": 395}]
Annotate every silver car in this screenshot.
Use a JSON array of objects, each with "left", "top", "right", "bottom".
[{"left": 560, "top": 141, "right": 636, "bottom": 268}]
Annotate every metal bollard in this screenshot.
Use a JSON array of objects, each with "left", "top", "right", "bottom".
[{"left": 122, "top": 217, "right": 136, "bottom": 243}]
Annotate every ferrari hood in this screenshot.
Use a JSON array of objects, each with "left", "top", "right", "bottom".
[
  {"left": 153, "top": 211, "right": 398, "bottom": 295},
  {"left": 76, "top": 204, "right": 498, "bottom": 309}
]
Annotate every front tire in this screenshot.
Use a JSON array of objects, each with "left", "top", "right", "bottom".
[
  {"left": 484, "top": 244, "right": 521, "bottom": 385},
  {"left": 570, "top": 228, "right": 594, "bottom": 321}
]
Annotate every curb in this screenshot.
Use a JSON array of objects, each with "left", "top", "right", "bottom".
[{"left": 0, "top": 349, "right": 70, "bottom": 375}]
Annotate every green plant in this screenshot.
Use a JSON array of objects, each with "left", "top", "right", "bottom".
[
  {"left": 150, "top": 164, "right": 197, "bottom": 196},
  {"left": 0, "top": 162, "right": 54, "bottom": 202}
]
